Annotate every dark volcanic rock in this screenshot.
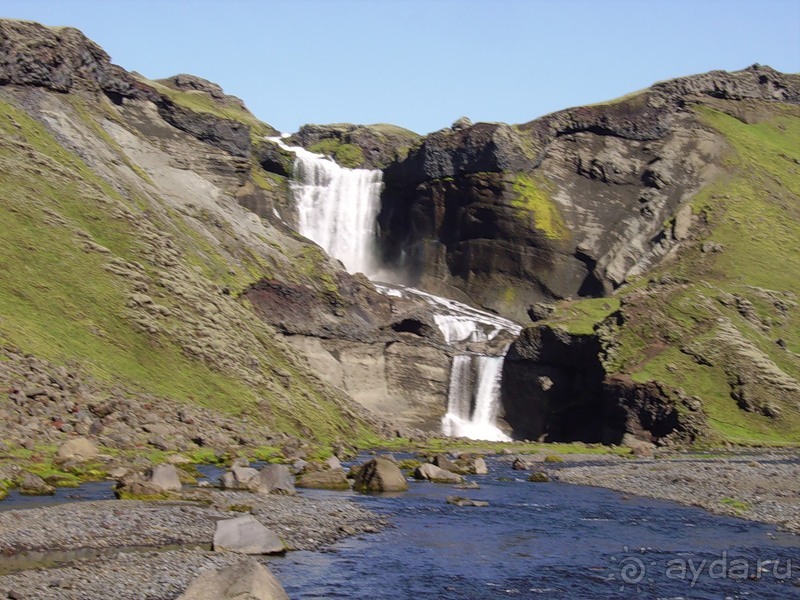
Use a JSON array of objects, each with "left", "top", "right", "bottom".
[
  {"left": 377, "top": 65, "right": 800, "bottom": 321},
  {"left": 502, "top": 324, "right": 707, "bottom": 445},
  {"left": 0, "top": 19, "right": 157, "bottom": 101},
  {"left": 156, "top": 100, "right": 252, "bottom": 158},
  {"left": 288, "top": 122, "right": 421, "bottom": 169}
]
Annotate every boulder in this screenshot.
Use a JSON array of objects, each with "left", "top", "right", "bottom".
[
  {"left": 254, "top": 464, "right": 296, "bottom": 495},
  {"left": 471, "top": 457, "right": 489, "bottom": 475},
  {"left": 296, "top": 469, "right": 349, "bottom": 490},
  {"left": 177, "top": 557, "right": 289, "bottom": 600},
  {"left": 19, "top": 472, "right": 55, "bottom": 495},
  {"left": 213, "top": 515, "right": 286, "bottom": 555},
  {"left": 147, "top": 464, "right": 182, "bottom": 492},
  {"left": 512, "top": 458, "right": 531, "bottom": 470},
  {"left": 353, "top": 457, "right": 408, "bottom": 492},
  {"left": 119, "top": 479, "right": 165, "bottom": 497},
  {"left": 413, "top": 463, "right": 464, "bottom": 484},
  {"left": 621, "top": 433, "right": 656, "bottom": 458},
  {"left": 325, "top": 456, "right": 342, "bottom": 471},
  {"left": 55, "top": 437, "right": 98, "bottom": 463},
  {"left": 528, "top": 471, "right": 550, "bottom": 482},
  {"left": 220, "top": 466, "right": 259, "bottom": 490},
  {"left": 432, "top": 454, "right": 459, "bottom": 472}
]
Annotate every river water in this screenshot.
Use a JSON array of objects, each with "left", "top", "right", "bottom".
[
  {"left": 262, "top": 456, "right": 799, "bottom": 600},
  {"left": 1, "top": 455, "right": 797, "bottom": 598}
]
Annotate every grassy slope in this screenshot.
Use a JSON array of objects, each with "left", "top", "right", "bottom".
[
  {"left": 540, "top": 103, "right": 800, "bottom": 446},
  {"left": 0, "top": 95, "right": 375, "bottom": 447}
]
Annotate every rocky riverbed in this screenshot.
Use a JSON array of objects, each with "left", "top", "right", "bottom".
[
  {"left": 0, "top": 491, "right": 385, "bottom": 599},
  {"left": 0, "top": 449, "right": 797, "bottom": 599}
]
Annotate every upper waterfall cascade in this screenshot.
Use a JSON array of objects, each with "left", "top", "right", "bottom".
[
  {"left": 272, "top": 136, "right": 521, "bottom": 441},
  {"left": 270, "top": 137, "right": 382, "bottom": 276}
]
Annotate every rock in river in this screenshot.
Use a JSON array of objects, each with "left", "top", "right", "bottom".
[
  {"left": 414, "top": 463, "right": 464, "bottom": 484},
  {"left": 353, "top": 457, "right": 408, "bottom": 492}
]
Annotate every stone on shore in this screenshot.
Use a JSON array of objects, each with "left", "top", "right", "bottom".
[
  {"left": 177, "top": 557, "right": 289, "bottom": 600},
  {"left": 353, "top": 457, "right": 408, "bottom": 492},
  {"left": 255, "top": 464, "right": 296, "bottom": 495},
  {"left": 528, "top": 471, "right": 550, "bottom": 482},
  {"left": 220, "top": 465, "right": 259, "bottom": 490},
  {"left": 147, "top": 464, "right": 182, "bottom": 492},
  {"left": 213, "top": 515, "right": 286, "bottom": 555},
  {"left": 19, "top": 471, "right": 55, "bottom": 495},
  {"left": 296, "top": 468, "right": 349, "bottom": 490},
  {"left": 55, "top": 437, "right": 98, "bottom": 463},
  {"left": 414, "top": 463, "right": 464, "bottom": 484}
]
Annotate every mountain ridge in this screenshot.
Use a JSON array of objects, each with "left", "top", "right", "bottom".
[{"left": 0, "top": 18, "right": 797, "bottom": 463}]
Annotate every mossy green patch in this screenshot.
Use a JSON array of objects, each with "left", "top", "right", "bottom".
[
  {"left": 308, "top": 139, "right": 365, "bottom": 168},
  {"left": 511, "top": 173, "right": 568, "bottom": 240},
  {"left": 542, "top": 298, "right": 621, "bottom": 335},
  {"left": 598, "top": 102, "right": 800, "bottom": 446},
  {"left": 144, "top": 77, "right": 275, "bottom": 142}
]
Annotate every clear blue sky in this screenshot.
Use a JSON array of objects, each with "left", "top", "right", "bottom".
[{"left": 2, "top": 0, "right": 799, "bottom": 134}]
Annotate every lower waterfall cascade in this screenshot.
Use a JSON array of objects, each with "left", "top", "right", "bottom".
[{"left": 271, "top": 136, "right": 521, "bottom": 441}]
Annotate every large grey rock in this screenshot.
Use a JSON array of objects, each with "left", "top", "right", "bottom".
[
  {"left": 55, "top": 437, "right": 98, "bottom": 463},
  {"left": 177, "top": 557, "right": 289, "bottom": 600},
  {"left": 296, "top": 469, "right": 349, "bottom": 490},
  {"left": 353, "top": 457, "right": 408, "bottom": 492},
  {"left": 255, "top": 464, "right": 296, "bottom": 495},
  {"left": 146, "top": 464, "right": 182, "bottom": 492},
  {"left": 213, "top": 515, "right": 285, "bottom": 555},
  {"left": 413, "top": 463, "right": 464, "bottom": 484}
]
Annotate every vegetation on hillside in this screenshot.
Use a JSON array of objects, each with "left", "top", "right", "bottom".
[{"left": 539, "top": 102, "right": 800, "bottom": 445}]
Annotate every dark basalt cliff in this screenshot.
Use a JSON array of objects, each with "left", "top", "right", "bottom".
[{"left": 376, "top": 66, "right": 799, "bottom": 322}]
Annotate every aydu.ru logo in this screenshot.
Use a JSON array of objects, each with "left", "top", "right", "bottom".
[{"left": 611, "top": 546, "right": 794, "bottom": 590}]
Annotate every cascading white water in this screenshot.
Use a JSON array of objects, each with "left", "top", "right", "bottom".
[
  {"left": 271, "top": 137, "right": 382, "bottom": 276},
  {"left": 273, "top": 136, "right": 519, "bottom": 441},
  {"left": 441, "top": 355, "right": 472, "bottom": 437},
  {"left": 441, "top": 354, "right": 510, "bottom": 442}
]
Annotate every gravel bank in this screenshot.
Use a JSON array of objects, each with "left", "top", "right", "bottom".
[
  {"left": 548, "top": 452, "right": 800, "bottom": 534},
  {"left": 0, "top": 490, "right": 386, "bottom": 599}
]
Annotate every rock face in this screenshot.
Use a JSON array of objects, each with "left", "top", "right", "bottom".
[
  {"left": 287, "top": 123, "right": 421, "bottom": 169},
  {"left": 377, "top": 65, "right": 800, "bottom": 321},
  {"left": 177, "top": 558, "right": 289, "bottom": 600},
  {"left": 502, "top": 324, "right": 707, "bottom": 444},
  {"left": 353, "top": 457, "right": 408, "bottom": 492},
  {"left": 0, "top": 18, "right": 394, "bottom": 455},
  {"left": 244, "top": 274, "right": 453, "bottom": 432},
  {"left": 212, "top": 515, "right": 286, "bottom": 555}
]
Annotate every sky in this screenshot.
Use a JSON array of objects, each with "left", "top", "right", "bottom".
[{"left": 1, "top": 0, "right": 799, "bottom": 134}]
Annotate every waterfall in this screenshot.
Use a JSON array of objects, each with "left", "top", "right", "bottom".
[
  {"left": 272, "top": 136, "right": 519, "bottom": 442},
  {"left": 270, "top": 137, "right": 382, "bottom": 276},
  {"left": 442, "top": 354, "right": 510, "bottom": 442}
]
